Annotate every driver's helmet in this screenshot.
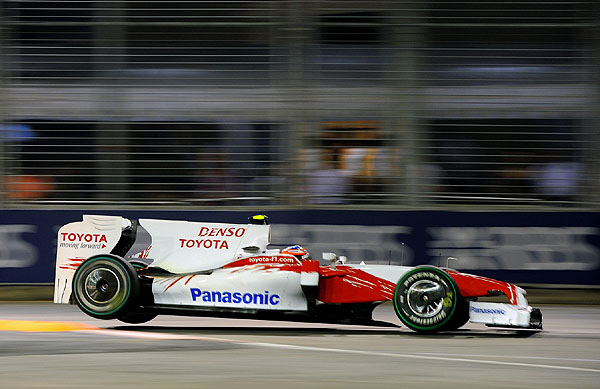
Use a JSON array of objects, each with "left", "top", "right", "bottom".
[{"left": 281, "top": 245, "right": 311, "bottom": 260}]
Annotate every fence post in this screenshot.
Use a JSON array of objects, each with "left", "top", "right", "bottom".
[
  {"left": 93, "top": 1, "right": 129, "bottom": 202},
  {"left": 389, "top": 2, "right": 428, "bottom": 207},
  {"left": 0, "top": 8, "right": 7, "bottom": 207}
]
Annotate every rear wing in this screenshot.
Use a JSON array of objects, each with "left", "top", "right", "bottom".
[{"left": 54, "top": 215, "right": 131, "bottom": 304}]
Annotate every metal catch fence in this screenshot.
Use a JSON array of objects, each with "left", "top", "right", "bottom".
[{"left": 1, "top": 1, "right": 598, "bottom": 209}]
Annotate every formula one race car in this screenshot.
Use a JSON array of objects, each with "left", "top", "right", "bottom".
[{"left": 54, "top": 215, "right": 543, "bottom": 333}]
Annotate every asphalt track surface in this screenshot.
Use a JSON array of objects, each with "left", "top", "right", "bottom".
[{"left": 1, "top": 303, "right": 599, "bottom": 388}]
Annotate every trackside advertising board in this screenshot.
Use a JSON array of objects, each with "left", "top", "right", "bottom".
[{"left": 1, "top": 210, "right": 599, "bottom": 285}]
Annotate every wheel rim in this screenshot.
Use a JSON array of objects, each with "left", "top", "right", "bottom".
[
  {"left": 72, "top": 256, "right": 137, "bottom": 319},
  {"left": 84, "top": 268, "right": 121, "bottom": 304},
  {"left": 77, "top": 264, "right": 129, "bottom": 313},
  {"left": 406, "top": 279, "right": 445, "bottom": 318}
]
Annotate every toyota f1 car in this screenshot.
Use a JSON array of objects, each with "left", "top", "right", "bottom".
[{"left": 54, "top": 215, "right": 543, "bottom": 333}]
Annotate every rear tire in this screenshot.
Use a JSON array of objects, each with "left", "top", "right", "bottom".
[
  {"left": 393, "top": 267, "right": 460, "bottom": 333},
  {"left": 117, "top": 312, "right": 157, "bottom": 324},
  {"left": 72, "top": 255, "right": 139, "bottom": 320}
]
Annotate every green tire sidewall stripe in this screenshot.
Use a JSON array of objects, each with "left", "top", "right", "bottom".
[
  {"left": 73, "top": 256, "right": 133, "bottom": 317},
  {"left": 393, "top": 267, "right": 458, "bottom": 332}
]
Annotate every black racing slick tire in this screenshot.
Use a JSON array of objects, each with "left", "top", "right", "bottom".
[
  {"left": 393, "top": 267, "right": 460, "bottom": 333},
  {"left": 440, "top": 294, "right": 470, "bottom": 331},
  {"left": 117, "top": 312, "right": 157, "bottom": 324},
  {"left": 72, "top": 254, "right": 139, "bottom": 320}
]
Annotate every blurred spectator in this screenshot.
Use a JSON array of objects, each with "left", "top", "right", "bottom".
[
  {"left": 3, "top": 176, "right": 55, "bottom": 200},
  {"left": 340, "top": 147, "right": 389, "bottom": 202},
  {"left": 496, "top": 152, "right": 534, "bottom": 195},
  {"left": 530, "top": 160, "right": 582, "bottom": 200},
  {"left": 307, "top": 149, "right": 350, "bottom": 204}
]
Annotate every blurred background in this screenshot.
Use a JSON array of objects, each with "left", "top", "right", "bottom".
[{"left": 1, "top": 0, "right": 598, "bottom": 209}]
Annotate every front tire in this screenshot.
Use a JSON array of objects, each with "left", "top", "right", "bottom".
[
  {"left": 393, "top": 267, "right": 459, "bottom": 333},
  {"left": 440, "top": 295, "right": 470, "bottom": 331},
  {"left": 72, "top": 255, "right": 139, "bottom": 320}
]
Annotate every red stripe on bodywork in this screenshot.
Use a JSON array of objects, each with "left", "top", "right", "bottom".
[
  {"left": 301, "top": 259, "right": 319, "bottom": 273},
  {"left": 184, "top": 274, "right": 197, "bottom": 285},
  {"left": 446, "top": 269, "right": 519, "bottom": 305},
  {"left": 59, "top": 257, "right": 85, "bottom": 271},
  {"left": 317, "top": 265, "right": 395, "bottom": 304},
  {"left": 163, "top": 276, "right": 186, "bottom": 292}
]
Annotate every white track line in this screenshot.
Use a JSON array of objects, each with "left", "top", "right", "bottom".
[
  {"left": 248, "top": 342, "right": 600, "bottom": 374},
  {"left": 415, "top": 352, "right": 600, "bottom": 363},
  {"left": 84, "top": 328, "right": 600, "bottom": 374}
]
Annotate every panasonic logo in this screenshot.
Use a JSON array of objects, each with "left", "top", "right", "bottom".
[
  {"left": 471, "top": 306, "right": 506, "bottom": 315},
  {"left": 190, "top": 288, "right": 280, "bottom": 306}
]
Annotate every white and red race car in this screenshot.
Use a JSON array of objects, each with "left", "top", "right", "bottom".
[{"left": 54, "top": 214, "right": 542, "bottom": 333}]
